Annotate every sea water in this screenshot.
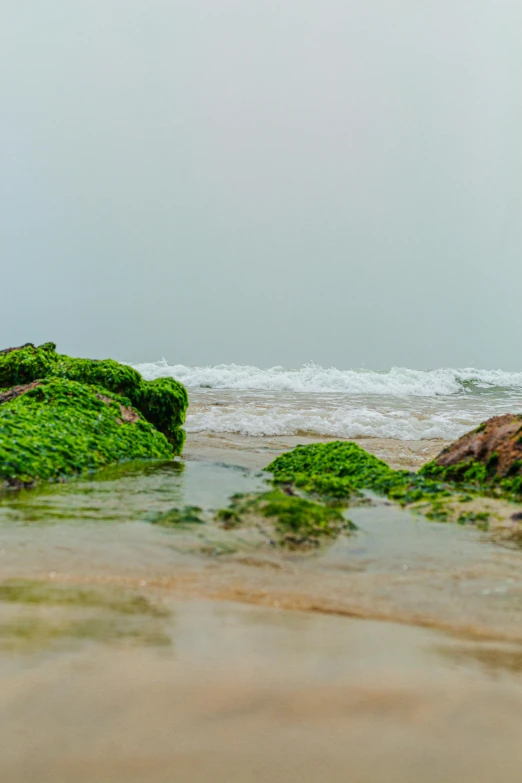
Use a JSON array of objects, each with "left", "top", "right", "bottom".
[{"left": 133, "top": 361, "right": 522, "bottom": 441}]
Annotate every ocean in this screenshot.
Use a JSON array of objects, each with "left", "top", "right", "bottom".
[
  {"left": 2, "top": 359, "right": 522, "bottom": 782},
  {"left": 132, "top": 361, "right": 522, "bottom": 442}
]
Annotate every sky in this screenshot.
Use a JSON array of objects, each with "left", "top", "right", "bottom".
[{"left": 1, "top": 1, "right": 522, "bottom": 370}]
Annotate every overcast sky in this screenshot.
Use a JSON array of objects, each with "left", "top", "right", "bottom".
[{"left": 1, "top": 1, "right": 521, "bottom": 369}]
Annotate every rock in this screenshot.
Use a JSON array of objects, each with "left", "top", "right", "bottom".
[
  {"left": 434, "top": 414, "right": 522, "bottom": 477},
  {"left": 0, "top": 343, "right": 188, "bottom": 453},
  {"left": 0, "top": 343, "right": 36, "bottom": 356},
  {"left": 0, "top": 381, "right": 42, "bottom": 405},
  {"left": 0, "top": 377, "right": 174, "bottom": 488},
  {"left": 420, "top": 414, "right": 522, "bottom": 485},
  {"left": 0, "top": 344, "right": 189, "bottom": 488}
]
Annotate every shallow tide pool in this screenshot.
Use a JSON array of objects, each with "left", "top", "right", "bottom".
[{"left": 1, "top": 457, "right": 522, "bottom": 782}]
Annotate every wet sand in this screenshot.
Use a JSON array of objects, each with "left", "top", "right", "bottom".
[
  {"left": 1, "top": 434, "right": 522, "bottom": 781},
  {"left": 1, "top": 486, "right": 522, "bottom": 641},
  {"left": 5, "top": 599, "right": 522, "bottom": 783},
  {"left": 183, "top": 431, "right": 449, "bottom": 471}
]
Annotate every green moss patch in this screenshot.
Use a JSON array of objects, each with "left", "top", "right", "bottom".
[
  {"left": 0, "top": 343, "right": 188, "bottom": 451},
  {"left": 419, "top": 459, "right": 522, "bottom": 499},
  {"left": 215, "top": 490, "right": 355, "bottom": 548},
  {"left": 0, "top": 377, "right": 173, "bottom": 486},
  {"left": 0, "top": 580, "right": 171, "bottom": 651},
  {"left": 418, "top": 414, "right": 522, "bottom": 499},
  {"left": 0, "top": 616, "right": 171, "bottom": 651},
  {"left": 263, "top": 440, "right": 521, "bottom": 527},
  {"left": 147, "top": 505, "right": 205, "bottom": 527},
  {"left": 457, "top": 511, "right": 490, "bottom": 530},
  {"left": 266, "top": 441, "right": 450, "bottom": 505},
  {"left": 0, "top": 579, "right": 167, "bottom": 616}
]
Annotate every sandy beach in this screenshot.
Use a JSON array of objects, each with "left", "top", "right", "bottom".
[
  {"left": 4, "top": 0, "right": 522, "bottom": 777},
  {"left": 184, "top": 431, "right": 449, "bottom": 471},
  {"left": 1, "top": 432, "right": 522, "bottom": 781}
]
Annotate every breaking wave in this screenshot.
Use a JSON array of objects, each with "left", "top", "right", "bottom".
[
  {"left": 130, "top": 360, "right": 522, "bottom": 440},
  {"left": 133, "top": 361, "right": 522, "bottom": 397}
]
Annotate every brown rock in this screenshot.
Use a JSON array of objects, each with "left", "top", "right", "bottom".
[
  {"left": 0, "top": 381, "right": 42, "bottom": 405},
  {"left": 434, "top": 414, "right": 522, "bottom": 477},
  {"left": 118, "top": 405, "right": 140, "bottom": 424},
  {"left": 95, "top": 393, "right": 113, "bottom": 406},
  {"left": 0, "top": 343, "right": 35, "bottom": 356},
  {"left": 95, "top": 392, "right": 140, "bottom": 425}
]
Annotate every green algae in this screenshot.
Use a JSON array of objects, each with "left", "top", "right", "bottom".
[
  {"left": 0, "top": 616, "right": 171, "bottom": 651},
  {"left": 0, "top": 579, "right": 167, "bottom": 616},
  {"left": 0, "top": 341, "right": 57, "bottom": 387},
  {"left": 0, "top": 377, "right": 173, "bottom": 486},
  {"left": 419, "top": 459, "right": 522, "bottom": 499},
  {"left": 216, "top": 489, "right": 355, "bottom": 548},
  {"left": 424, "top": 502, "right": 451, "bottom": 523},
  {"left": 0, "top": 343, "right": 188, "bottom": 451},
  {"left": 263, "top": 440, "right": 521, "bottom": 527},
  {"left": 214, "top": 441, "right": 460, "bottom": 547},
  {"left": 266, "top": 441, "right": 450, "bottom": 505},
  {"left": 457, "top": 511, "right": 490, "bottom": 529},
  {"left": 0, "top": 579, "right": 171, "bottom": 651},
  {"left": 136, "top": 377, "right": 187, "bottom": 452},
  {"left": 0, "top": 343, "right": 188, "bottom": 486},
  {"left": 147, "top": 505, "right": 205, "bottom": 527}
]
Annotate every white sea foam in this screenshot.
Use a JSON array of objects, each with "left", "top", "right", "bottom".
[
  {"left": 132, "top": 360, "right": 522, "bottom": 397},
  {"left": 185, "top": 406, "right": 480, "bottom": 441},
  {"left": 130, "top": 360, "right": 522, "bottom": 440}
]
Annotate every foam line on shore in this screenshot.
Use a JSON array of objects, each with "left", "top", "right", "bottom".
[{"left": 185, "top": 406, "right": 478, "bottom": 441}]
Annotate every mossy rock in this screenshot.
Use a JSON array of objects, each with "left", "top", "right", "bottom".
[
  {"left": 266, "top": 441, "right": 451, "bottom": 505},
  {"left": 215, "top": 489, "right": 355, "bottom": 548},
  {"left": 264, "top": 438, "right": 522, "bottom": 528},
  {"left": 0, "top": 377, "right": 174, "bottom": 487},
  {"left": 420, "top": 414, "right": 522, "bottom": 496},
  {"left": 146, "top": 505, "right": 205, "bottom": 527},
  {"left": 0, "top": 343, "right": 188, "bottom": 451}
]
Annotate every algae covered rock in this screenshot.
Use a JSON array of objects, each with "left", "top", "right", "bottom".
[
  {"left": 265, "top": 440, "right": 449, "bottom": 505},
  {"left": 0, "top": 343, "right": 188, "bottom": 452},
  {"left": 263, "top": 435, "right": 522, "bottom": 532},
  {"left": 0, "top": 343, "right": 189, "bottom": 488},
  {"left": 216, "top": 489, "right": 355, "bottom": 548},
  {"left": 266, "top": 441, "right": 399, "bottom": 500},
  {"left": 420, "top": 414, "right": 522, "bottom": 494},
  {"left": 0, "top": 378, "right": 174, "bottom": 487},
  {"left": 147, "top": 505, "right": 205, "bottom": 527}
]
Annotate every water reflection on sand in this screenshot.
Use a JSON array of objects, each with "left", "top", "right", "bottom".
[{"left": 1, "top": 438, "right": 522, "bottom": 782}]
